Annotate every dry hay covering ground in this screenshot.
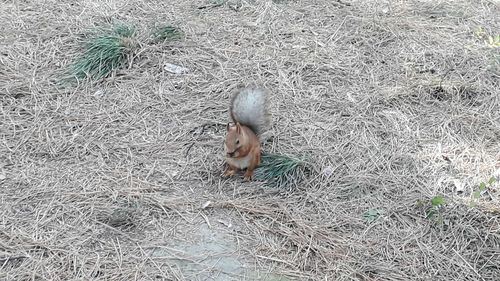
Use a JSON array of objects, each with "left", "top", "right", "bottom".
[{"left": 1, "top": 0, "right": 500, "bottom": 280}]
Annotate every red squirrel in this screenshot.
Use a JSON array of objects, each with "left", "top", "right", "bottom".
[{"left": 223, "top": 85, "right": 271, "bottom": 181}]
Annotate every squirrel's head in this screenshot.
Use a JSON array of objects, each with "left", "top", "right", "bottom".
[{"left": 225, "top": 122, "right": 244, "bottom": 158}]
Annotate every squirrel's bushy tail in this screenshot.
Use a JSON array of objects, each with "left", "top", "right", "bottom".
[{"left": 230, "top": 85, "right": 271, "bottom": 135}]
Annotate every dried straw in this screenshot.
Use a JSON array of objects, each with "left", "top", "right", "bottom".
[{"left": 1, "top": 0, "right": 499, "bottom": 280}]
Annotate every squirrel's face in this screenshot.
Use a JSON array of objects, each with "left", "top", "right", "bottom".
[{"left": 225, "top": 123, "right": 242, "bottom": 158}]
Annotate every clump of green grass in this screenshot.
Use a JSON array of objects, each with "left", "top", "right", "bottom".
[
  {"left": 254, "top": 153, "right": 311, "bottom": 189},
  {"left": 426, "top": 195, "right": 445, "bottom": 219},
  {"left": 68, "top": 24, "right": 137, "bottom": 81},
  {"left": 470, "top": 176, "right": 497, "bottom": 207},
  {"left": 152, "top": 25, "right": 182, "bottom": 42}
]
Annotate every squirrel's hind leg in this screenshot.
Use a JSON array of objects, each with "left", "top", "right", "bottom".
[
  {"left": 223, "top": 164, "right": 238, "bottom": 177},
  {"left": 243, "top": 148, "right": 261, "bottom": 181}
]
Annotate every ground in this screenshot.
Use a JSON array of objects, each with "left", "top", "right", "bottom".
[{"left": 1, "top": 0, "right": 500, "bottom": 280}]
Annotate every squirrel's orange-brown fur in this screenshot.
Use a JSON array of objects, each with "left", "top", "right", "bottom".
[{"left": 224, "top": 86, "right": 270, "bottom": 181}]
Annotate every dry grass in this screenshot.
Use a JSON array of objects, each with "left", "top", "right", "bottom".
[{"left": 1, "top": 0, "right": 500, "bottom": 280}]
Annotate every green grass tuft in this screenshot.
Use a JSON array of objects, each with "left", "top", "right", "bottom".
[
  {"left": 152, "top": 25, "right": 182, "bottom": 42},
  {"left": 254, "top": 153, "right": 311, "bottom": 189},
  {"left": 112, "top": 24, "right": 135, "bottom": 37},
  {"left": 68, "top": 24, "right": 137, "bottom": 81}
]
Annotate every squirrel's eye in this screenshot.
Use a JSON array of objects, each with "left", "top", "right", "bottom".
[{"left": 236, "top": 139, "right": 240, "bottom": 145}]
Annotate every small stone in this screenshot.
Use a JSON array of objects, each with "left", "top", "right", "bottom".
[
  {"left": 453, "top": 179, "right": 464, "bottom": 193},
  {"left": 323, "top": 166, "right": 334, "bottom": 177},
  {"left": 164, "top": 63, "right": 189, "bottom": 74}
]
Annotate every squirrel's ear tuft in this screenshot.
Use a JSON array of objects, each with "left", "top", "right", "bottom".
[
  {"left": 226, "top": 122, "right": 231, "bottom": 131},
  {"left": 235, "top": 122, "right": 241, "bottom": 134}
]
